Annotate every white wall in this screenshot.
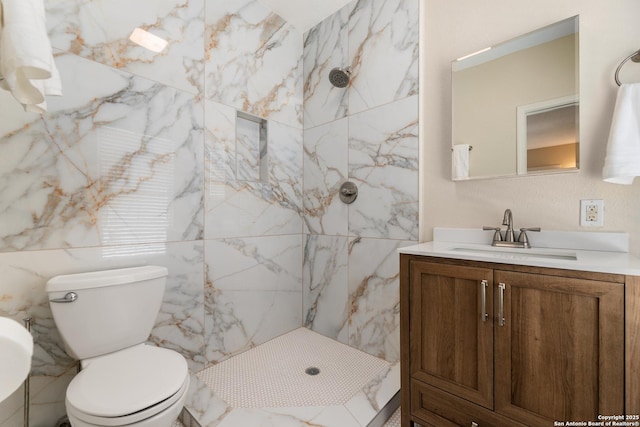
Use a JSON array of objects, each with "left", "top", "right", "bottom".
[{"left": 420, "top": 0, "right": 640, "bottom": 255}]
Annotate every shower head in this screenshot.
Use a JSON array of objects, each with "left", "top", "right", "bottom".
[{"left": 328, "top": 67, "right": 351, "bottom": 88}]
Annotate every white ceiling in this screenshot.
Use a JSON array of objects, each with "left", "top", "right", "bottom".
[{"left": 257, "top": 0, "right": 353, "bottom": 33}]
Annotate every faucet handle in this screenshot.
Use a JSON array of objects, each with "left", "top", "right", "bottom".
[
  {"left": 483, "top": 226, "right": 503, "bottom": 243},
  {"left": 517, "top": 227, "right": 541, "bottom": 248},
  {"left": 519, "top": 227, "right": 541, "bottom": 235}
]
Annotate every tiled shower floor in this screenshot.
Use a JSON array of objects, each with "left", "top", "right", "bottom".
[{"left": 181, "top": 328, "right": 400, "bottom": 427}]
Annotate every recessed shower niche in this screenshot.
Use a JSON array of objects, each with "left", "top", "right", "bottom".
[{"left": 235, "top": 111, "right": 268, "bottom": 183}]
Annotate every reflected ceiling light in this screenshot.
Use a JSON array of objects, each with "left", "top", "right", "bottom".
[
  {"left": 456, "top": 47, "right": 491, "bottom": 62},
  {"left": 129, "top": 28, "right": 168, "bottom": 53}
]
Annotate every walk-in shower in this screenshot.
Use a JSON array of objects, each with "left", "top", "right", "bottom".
[{"left": 179, "top": 328, "right": 400, "bottom": 427}]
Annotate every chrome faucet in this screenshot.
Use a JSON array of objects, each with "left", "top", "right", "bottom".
[{"left": 483, "top": 209, "right": 541, "bottom": 248}]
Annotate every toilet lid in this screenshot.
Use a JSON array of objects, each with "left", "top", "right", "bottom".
[{"left": 66, "top": 344, "right": 188, "bottom": 418}]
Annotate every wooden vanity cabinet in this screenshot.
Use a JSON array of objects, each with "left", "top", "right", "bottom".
[{"left": 400, "top": 255, "right": 634, "bottom": 427}]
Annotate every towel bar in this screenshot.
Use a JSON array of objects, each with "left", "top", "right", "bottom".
[{"left": 614, "top": 48, "right": 640, "bottom": 86}]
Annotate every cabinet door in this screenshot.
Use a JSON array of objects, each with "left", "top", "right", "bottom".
[
  {"left": 409, "top": 261, "right": 494, "bottom": 409},
  {"left": 627, "top": 275, "right": 640, "bottom": 415},
  {"left": 494, "top": 270, "right": 624, "bottom": 426}
]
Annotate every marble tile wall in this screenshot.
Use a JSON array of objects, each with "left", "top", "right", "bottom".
[
  {"left": 0, "top": 239, "right": 206, "bottom": 426},
  {"left": 347, "top": 0, "right": 420, "bottom": 115},
  {"left": 205, "top": 0, "right": 303, "bottom": 128},
  {"left": 201, "top": 0, "right": 305, "bottom": 376},
  {"left": 204, "top": 235, "right": 303, "bottom": 362},
  {"left": 0, "top": 0, "right": 418, "bottom": 424},
  {"left": 46, "top": 0, "right": 206, "bottom": 95},
  {"left": 302, "top": 0, "right": 419, "bottom": 362},
  {"left": 0, "top": 0, "right": 303, "bottom": 425},
  {"left": 303, "top": 0, "right": 419, "bottom": 124}
]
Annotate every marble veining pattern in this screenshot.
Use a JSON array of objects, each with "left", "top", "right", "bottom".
[
  {"left": 348, "top": 95, "right": 419, "bottom": 241},
  {"left": 204, "top": 287, "right": 301, "bottom": 364},
  {"left": 185, "top": 328, "right": 399, "bottom": 427},
  {"left": 234, "top": 115, "right": 263, "bottom": 182},
  {"left": 345, "top": 363, "right": 400, "bottom": 425},
  {"left": 204, "top": 100, "right": 237, "bottom": 183},
  {"left": 0, "top": 240, "right": 205, "bottom": 424},
  {"left": 183, "top": 373, "right": 231, "bottom": 426},
  {"left": 344, "top": 238, "right": 416, "bottom": 362},
  {"left": 148, "top": 241, "right": 206, "bottom": 372},
  {"left": 0, "top": 52, "right": 204, "bottom": 252},
  {"left": 0, "top": 240, "right": 205, "bottom": 375},
  {"left": 205, "top": 180, "right": 303, "bottom": 238},
  {"left": 303, "top": 235, "right": 349, "bottom": 342},
  {"left": 303, "top": 0, "right": 419, "bottom": 125},
  {"left": 46, "top": 0, "right": 205, "bottom": 95},
  {"left": 299, "top": 0, "right": 419, "bottom": 365},
  {"left": 204, "top": 235, "right": 302, "bottom": 364},
  {"left": 303, "top": 3, "right": 351, "bottom": 128},
  {"left": 303, "top": 118, "right": 348, "bottom": 236},
  {"left": 348, "top": 0, "right": 419, "bottom": 115},
  {"left": 0, "top": 366, "right": 76, "bottom": 427},
  {"left": 205, "top": 103, "right": 303, "bottom": 239},
  {"left": 205, "top": 0, "right": 303, "bottom": 128},
  {"left": 0, "top": 0, "right": 419, "bottom": 423}
]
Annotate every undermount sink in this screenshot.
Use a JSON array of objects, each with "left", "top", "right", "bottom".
[{"left": 449, "top": 245, "right": 578, "bottom": 261}]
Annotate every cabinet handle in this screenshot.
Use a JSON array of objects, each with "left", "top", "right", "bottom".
[
  {"left": 498, "top": 283, "right": 506, "bottom": 327},
  {"left": 471, "top": 422, "right": 479, "bottom": 427},
  {"left": 480, "top": 280, "right": 488, "bottom": 322}
]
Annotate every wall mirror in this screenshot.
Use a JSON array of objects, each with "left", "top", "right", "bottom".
[{"left": 451, "top": 16, "right": 579, "bottom": 181}]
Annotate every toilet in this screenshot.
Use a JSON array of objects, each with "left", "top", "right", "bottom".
[{"left": 46, "top": 266, "right": 189, "bottom": 427}]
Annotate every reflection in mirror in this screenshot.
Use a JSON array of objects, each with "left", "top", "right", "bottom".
[
  {"left": 452, "top": 16, "right": 579, "bottom": 181},
  {"left": 517, "top": 95, "right": 579, "bottom": 174}
]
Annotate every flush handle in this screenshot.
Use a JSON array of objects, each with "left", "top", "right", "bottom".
[
  {"left": 498, "top": 283, "right": 506, "bottom": 327},
  {"left": 50, "top": 292, "right": 78, "bottom": 303},
  {"left": 480, "top": 280, "right": 488, "bottom": 322}
]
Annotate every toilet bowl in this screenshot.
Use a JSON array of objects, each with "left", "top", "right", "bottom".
[
  {"left": 46, "top": 266, "right": 189, "bottom": 427},
  {"left": 65, "top": 344, "right": 189, "bottom": 427}
]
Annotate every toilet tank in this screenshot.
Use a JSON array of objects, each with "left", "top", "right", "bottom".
[{"left": 45, "top": 266, "right": 168, "bottom": 360}]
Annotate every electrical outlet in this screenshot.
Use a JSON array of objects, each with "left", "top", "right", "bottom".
[{"left": 580, "top": 199, "right": 604, "bottom": 227}]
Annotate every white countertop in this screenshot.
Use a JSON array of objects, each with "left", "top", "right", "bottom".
[{"left": 399, "top": 228, "right": 640, "bottom": 276}]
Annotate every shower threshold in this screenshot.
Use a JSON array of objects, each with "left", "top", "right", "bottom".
[{"left": 180, "top": 328, "right": 400, "bottom": 427}]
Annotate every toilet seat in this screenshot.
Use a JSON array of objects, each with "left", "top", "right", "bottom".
[
  {"left": 66, "top": 344, "right": 189, "bottom": 426},
  {"left": 66, "top": 376, "right": 189, "bottom": 427}
]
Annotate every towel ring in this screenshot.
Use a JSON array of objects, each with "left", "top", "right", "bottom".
[{"left": 614, "top": 48, "right": 640, "bottom": 86}]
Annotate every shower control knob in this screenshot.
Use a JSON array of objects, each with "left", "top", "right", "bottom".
[
  {"left": 341, "top": 187, "right": 355, "bottom": 196},
  {"left": 339, "top": 181, "right": 358, "bottom": 204}
]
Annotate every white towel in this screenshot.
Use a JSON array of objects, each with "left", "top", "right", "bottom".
[
  {"left": 0, "top": 0, "right": 62, "bottom": 113},
  {"left": 452, "top": 144, "right": 470, "bottom": 180},
  {"left": 602, "top": 83, "right": 640, "bottom": 184}
]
